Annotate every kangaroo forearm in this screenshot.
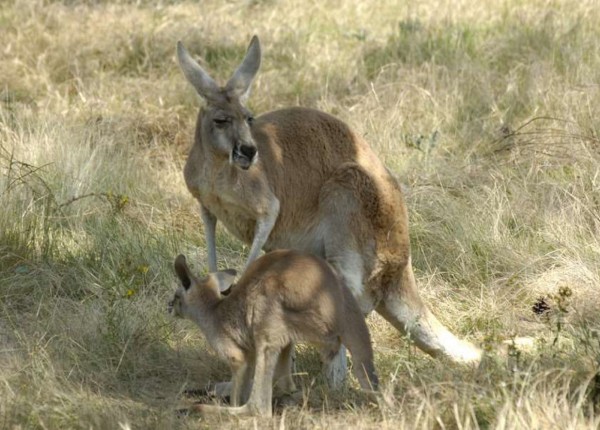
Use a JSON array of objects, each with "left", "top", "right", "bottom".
[
  {"left": 245, "top": 202, "right": 279, "bottom": 270},
  {"left": 200, "top": 205, "right": 218, "bottom": 272}
]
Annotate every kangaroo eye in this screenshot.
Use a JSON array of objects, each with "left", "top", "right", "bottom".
[
  {"left": 246, "top": 116, "right": 254, "bottom": 125},
  {"left": 214, "top": 118, "right": 230, "bottom": 127}
]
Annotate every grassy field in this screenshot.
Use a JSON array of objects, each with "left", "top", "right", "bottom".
[{"left": 1, "top": 0, "right": 600, "bottom": 428}]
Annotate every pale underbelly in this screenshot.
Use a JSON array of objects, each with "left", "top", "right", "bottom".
[
  {"left": 207, "top": 201, "right": 326, "bottom": 257},
  {"left": 265, "top": 226, "right": 326, "bottom": 257}
]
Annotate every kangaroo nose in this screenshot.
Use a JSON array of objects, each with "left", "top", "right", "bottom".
[{"left": 239, "top": 144, "right": 257, "bottom": 160}]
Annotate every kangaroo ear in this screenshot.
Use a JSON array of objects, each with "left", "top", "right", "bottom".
[
  {"left": 176, "top": 41, "right": 220, "bottom": 101},
  {"left": 174, "top": 254, "right": 192, "bottom": 290},
  {"left": 225, "top": 35, "right": 261, "bottom": 102},
  {"left": 213, "top": 269, "right": 237, "bottom": 293}
]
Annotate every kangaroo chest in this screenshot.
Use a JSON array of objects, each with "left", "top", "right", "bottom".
[
  {"left": 188, "top": 155, "right": 327, "bottom": 253},
  {"left": 188, "top": 163, "right": 265, "bottom": 246},
  {"left": 204, "top": 194, "right": 257, "bottom": 245}
]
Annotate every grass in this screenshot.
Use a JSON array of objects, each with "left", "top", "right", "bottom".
[{"left": 1, "top": 0, "right": 600, "bottom": 428}]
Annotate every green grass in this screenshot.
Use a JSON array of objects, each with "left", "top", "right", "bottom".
[{"left": 1, "top": 0, "right": 600, "bottom": 428}]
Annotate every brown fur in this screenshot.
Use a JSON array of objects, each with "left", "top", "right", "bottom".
[
  {"left": 176, "top": 36, "right": 481, "bottom": 371},
  {"left": 169, "top": 250, "right": 378, "bottom": 417}
]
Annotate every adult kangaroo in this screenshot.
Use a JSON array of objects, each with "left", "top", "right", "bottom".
[{"left": 176, "top": 35, "right": 482, "bottom": 383}]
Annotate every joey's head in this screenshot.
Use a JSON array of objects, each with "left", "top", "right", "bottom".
[
  {"left": 177, "top": 36, "right": 261, "bottom": 170},
  {"left": 168, "top": 254, "right": 237, "bottom": 319}
]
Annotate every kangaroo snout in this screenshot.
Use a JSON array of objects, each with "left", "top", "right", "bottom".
[
  {"left": 232, "top": 143, "right": 257, "bottom": 170},
  {"left": 239, "top": 144, "right": 257, "bottom": 160}
]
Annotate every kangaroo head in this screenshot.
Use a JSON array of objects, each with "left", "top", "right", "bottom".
[
  {"left": 177, "top": 36, "right": 261, "bottom": 170},
  {"left": 169, "top": 254, "right": 237, "bottom": 318}
]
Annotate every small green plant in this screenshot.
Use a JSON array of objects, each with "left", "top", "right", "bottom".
[
  {"left": 505, "top": 333, "right": 523, "bottom": 373},
  {"left": 532, "top": 286, "right": 573, "bottom": 353},
  {"left": 403, "top": 130, "right": 440, "bottom": 154},
  {"left": 59, "top": 191, "right": 130, "bottom": 214}
]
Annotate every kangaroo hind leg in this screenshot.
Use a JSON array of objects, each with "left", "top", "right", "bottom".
[
  {"left": 339, "top": 287, "right": 379, "bottom": 391},
  {"left": 318, "top": 176, "right": 376, "bottom": 388}
]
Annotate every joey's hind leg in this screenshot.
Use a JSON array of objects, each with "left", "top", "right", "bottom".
[
  {"left": 240, "top": 351, "right": 255, "bottom": 404},
  {"left": 229, "top": 357, "right": 249, "bottom": 407},
  {"left": 274, "top": 343, "right": 297, "bottom": 395},
  {"left": 192, "top": 354, "right": 251, "bottom": 404},
  {"left": 196, "top": 343, "right": 278, "bottom": 417},
  {"left": 324, "top": 346, "right": 347, "bottom": 389},
  {"left": 319, "top": 337, "right": 347, "bottom": 389}
]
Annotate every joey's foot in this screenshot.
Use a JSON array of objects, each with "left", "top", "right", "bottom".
[
  {"left": 273, "top": 391, "right": 303, "bottom": 410},
  {"left": 182, "top": 388, "right": 211, "bottom": 398},
  {"left": 177, "top": 401, "right": 237, "bottom": 417},
  {"left": 183, "top": 382, "right": 231, "bottom": 404},
  {"left": 194, "top": 403, "right": 270, "bottom": 417}
]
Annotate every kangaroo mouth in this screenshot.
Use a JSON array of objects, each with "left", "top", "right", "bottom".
[{"left": 231, "top": 150, "right": 252, "bottom": 170}]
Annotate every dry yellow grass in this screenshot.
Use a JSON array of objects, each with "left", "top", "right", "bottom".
[{"left": 1, "top": 0, "right": 600, "bottom": 428}]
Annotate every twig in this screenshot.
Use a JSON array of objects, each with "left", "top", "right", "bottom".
[{"left": 57, "top": 192, "right": 110, "bottom": 209}]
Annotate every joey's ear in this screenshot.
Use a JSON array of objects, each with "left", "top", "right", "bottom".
[
  {"left": 176, "top": 41, "right": 220, "bottom": 100},
  {"left": 213, "top": 269, "right": 237, "bottom": 293},
  {"left": 174, "top": 254, "right": 193, "bottom": 290},
  {"left": 225, "top": 35, "right": 261, "bottom": 102}
]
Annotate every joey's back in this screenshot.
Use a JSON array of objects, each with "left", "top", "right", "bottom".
[
  {"left": 223, "top": 250, "right": 350, "bottom": 331},
  {"left": 171, "top": 249, "right": 370, "bottom": 356}
]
